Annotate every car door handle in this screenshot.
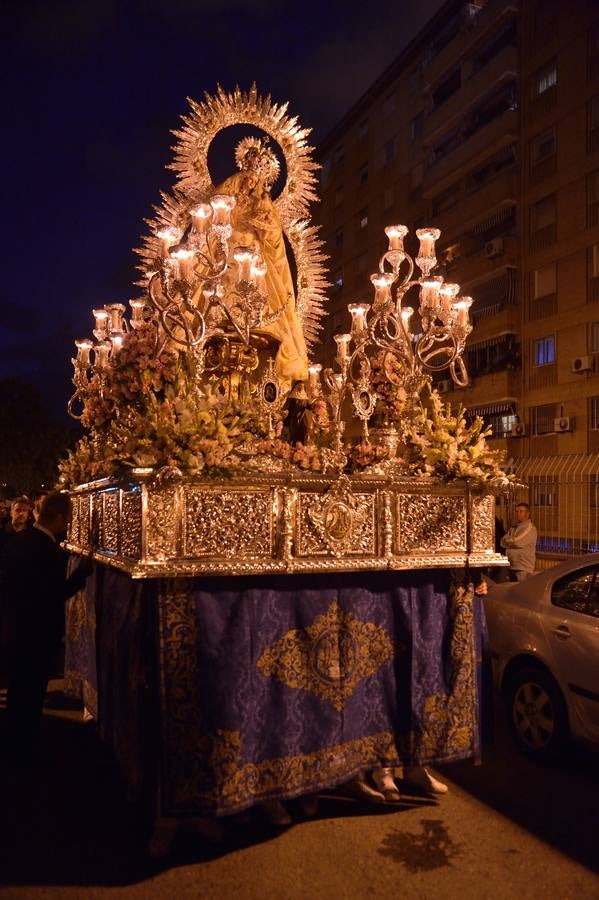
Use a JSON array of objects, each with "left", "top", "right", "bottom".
[{"left": 552, "top": 625, "right": 571, "bottom": 640}]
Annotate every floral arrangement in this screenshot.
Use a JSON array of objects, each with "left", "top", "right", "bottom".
[
  {"left": 369, "top": 350, "right": 407, "bottom": 422},
  {"left": 403, "top": 389, "right": 513, "bottom": 488}
]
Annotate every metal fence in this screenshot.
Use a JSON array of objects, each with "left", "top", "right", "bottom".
[{"left": 503, "top": 454, "right": 599, "bottom": 570}]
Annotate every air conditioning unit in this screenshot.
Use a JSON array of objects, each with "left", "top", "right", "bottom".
[
  {"left": 484, "top": 238, "right": 504, "bottom": 259},
  {"left": 437, "top": 379, "right": 452, "bottom": 394},
  {"left": 554, "top": 416, "right": 574, "bottom": 433},
  {"left": 509, "top": 422, "right": 527, "bottom": 437},
  {"left": 571, "top": 355, "right": 594, "bottom": 373}
]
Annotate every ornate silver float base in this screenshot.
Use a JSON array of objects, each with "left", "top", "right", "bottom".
[{"left": 66, "top": 472, "right": 507, "bottom": 578}]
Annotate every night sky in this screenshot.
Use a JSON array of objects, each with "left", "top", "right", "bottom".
[{"left": 2, "top": 0, "right": 443, "bottom": 419}]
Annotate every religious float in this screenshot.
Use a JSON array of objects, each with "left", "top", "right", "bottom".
[{"left": 61, "top": 85, "right": 509, "bottom": 832}]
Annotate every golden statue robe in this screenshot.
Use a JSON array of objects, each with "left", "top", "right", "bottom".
[{"left": 214, "top": 171, "right": 309, "bottom": 384}]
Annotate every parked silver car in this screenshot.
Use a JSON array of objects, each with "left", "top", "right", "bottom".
[{"left": 484, "top": 555, "right": 599, "bottom": 760}]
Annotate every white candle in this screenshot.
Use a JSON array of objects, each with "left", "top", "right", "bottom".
[
  {"left": 416, "top": 227, "right": 441, "bottom": 259},
  {"left": 251, "top": 260, "right": 268, "bottom": 293},
  {"left": 156, "top": 227, "right": 179, "bottom": 258},
  {"left": 210, "top": 194, "right": 236, "bottom": 226},
  {"left": 129, "top": 299, "right": 145, "bottom": 328},
  {"left": 94, "top": 341, "right": 112, "bottom": 369},
  {"left": 92, "top": 309, "right": 109, "bottom": 340},
  {"left": 191, "top": 203, "right": 212, "bottom": 233},
  {"left": 233, "top": 246, "right": 255, "bottom": 283},
  {"left": 105, "top": 303, "right": 126, "bottom": 332},
  {"left": 385, "top": 224, "right": 408, "bottom": 252},
  {"left": 334, "top": 333, "right": 352, "bottom": 364},
  {"left": 75, "top": 339, "right": 93, "bottom": 367},
  {"left": 419, "top": 276, "right": 443, "bottom": 309},
  {"left": 171, "top": 249, "right": 195, "bottom": 280},
  {"left": 439, "top": 282, "right": 460, "bottom": 311},
  {"left": 371, "top": 272, "right": 394, "bottom": 305},
  {"left": 453, "top": 296, "right": 473, "bottom": 326},
  {"left": 348, "top": 303, "right": 370, "bottom": 334}
]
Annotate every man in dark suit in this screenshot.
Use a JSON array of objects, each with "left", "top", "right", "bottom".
[{"left": 4, "top": 492, "right": 92, "bottom": 759}]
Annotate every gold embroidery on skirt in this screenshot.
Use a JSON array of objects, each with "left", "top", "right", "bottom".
[{"left": 256, "top": 600, "right": 397, "bottom": 710}]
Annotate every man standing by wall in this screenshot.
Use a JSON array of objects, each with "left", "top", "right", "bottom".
[{"left": 501, "top": 502, "right": 537, "bottom": 582}]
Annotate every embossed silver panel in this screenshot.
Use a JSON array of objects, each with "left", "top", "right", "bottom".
[
  {"left": 297, "top": 485, "right": 376, "bottom": 557},
  {"left": 184, "top": 488, "right": 274, "bottom": 558},
  {"left": 146, "top": 487, "right": 178, "bottom": 560},
  {"left": 121, "top": 490, "right": 142, "bottom": 559},
  {"left": 397, "top": 494, "right": 466, "bottom": 554},
  {"left": 471, "top": 494, "right": 495, "bottom": 552}
]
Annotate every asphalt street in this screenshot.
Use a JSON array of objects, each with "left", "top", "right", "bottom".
[{"left": 0, "top": 681, "right": 598, "bottom": 900}]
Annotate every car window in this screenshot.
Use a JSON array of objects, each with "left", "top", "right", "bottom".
[{"left": 551, "top": 565, "right": 599, "bottom": 617}]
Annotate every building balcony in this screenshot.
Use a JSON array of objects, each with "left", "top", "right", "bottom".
[
  {"left": 469, "top": 301, "right": 520, "bottom": 343},
  {"left": 454, "top": 367, "right": 521, "bottom": 408},
  {"left": 423, "top": 45, "right": 518, "bottom": 147},
  {"left": 430, "top": 170, "right": 519, "bottom": 235},
  {"left": 422, "top": 0, "right": 518, "bottom": 89},
  {"left": 423, "top": 109, "right": 518, "bottom": 197}
]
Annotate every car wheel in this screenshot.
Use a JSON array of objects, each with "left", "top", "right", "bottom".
[{"left": 505, "top": 666, "right": 569, "bottom": 761}]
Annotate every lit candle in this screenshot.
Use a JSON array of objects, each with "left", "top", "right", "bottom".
[
  {"left": 453, "top": 296, "right": 473, "bottom": 326},
  {"left": 233, "top": 246, "right": 256, "bottom": 283},
  {"left": 419, "top": 276, "right": 443, "bottom": 310},
  {"left": 308, "top": 364, "right": 322, "bottom": 395},
  {"left": 129, "top": 298, "right": 146, "bottom": 328},
  {"left": 348, "top": 302, "right": 370, "bottom": 334},
  {"left": 251, "top": 260, "right": 268, "bottom": 293},
  {"left": 400, "top": 306, "right": 414, "bottom": 338},
  {"left": 385, "top": 224, "right": 408, "bottom": 252},
  {"left": 371, "top": 272, "right": 394, "bottom": 305},
  {"left": 210, "top": 194, "right": 236, "bottom": 226},
  {"left": 439, "top": 282, "right": 460, "bottom": 311},
  {"left": 92, "top": 309, "right": 109, "bottom": 340},
  {"left": 334, "top": 333, "right": 352, "bottom": 364},
  {"left": 105, "top": 303, "right": 126, "bottom": 333},
  {"left": 156, "top": 226, "right": 180, "bottom": 257},
  {"left": 171, "top": 248, "right": 195, "bottom": 280},
  {"left": 415, "top": 227, "right": 441, "bottom": 275},
  {"left": 75, "top": 339, "right": 93, "bottom": 367},
  {"left": 190, "top": 203, "right": 212, "bottom": 233},
  {"left": 332, "top": 373, "right": 344, "bottom": 392},
  {"left": 110, "top": 333, "right": 124, "bottom": 352},
  {"left": 93, "top": 340, "right": 112, "bottom": 369}
]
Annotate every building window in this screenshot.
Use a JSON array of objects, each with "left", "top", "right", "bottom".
[
  {"left": 530, "top": 194, "right": 557, "bottom": 251},
  {"left": 533, "top": 263, "right": 556, "bottom": 300},
  {"left": 531, "top": 403, "right": 558, "bottom": 435},
  {"left": 358, "top": 120, "right": 369, "bottom": 141},
  {"left": 532, "top": 60, "right": 557, "bottom": 98},
  {"left": 359, "top": 207, "right": 368, "bottom": 229},
  {"left": 587, "top": 170, "right": 599, "bottom": 227},
  {"left": 590, "top": 473, "right": 599, "bottom": 509},
  {"left": 334, "top": 228, "right": 343, "bottom": 249},
  {"left": 409, "top": 112, "right": 423, "bottom": 142},
  {"left": 333, "top": 268, "right": 344, "bottom": 287},
  {"left": 487, "top": 412, "right": 517, "bottom": 438},
  {"left": 333, "top": 145, "right": 345, "bottom": 167},
  {"left": 590, "top": 396, "right": 599, "bottom": 430},
  {"left": 590, "top": 321, "right": 599, "bottom": 352},
  {"left": 359, "top": 163, "right": 368, "bottom": 185},
  {"left": 531, "top": 127, "right": 556, "bottom": 164},
  {"left": 334, "top": 186, "right": 343, "bottom": 208},
  {"left": 384, "top": 139, "right": 396, "bottom": 166},
  {"left": 533, "top": 336, "right": 555, "bottom": 366},
  {"left": 383, "top": 187, "right": 394, "bottom": 210}
]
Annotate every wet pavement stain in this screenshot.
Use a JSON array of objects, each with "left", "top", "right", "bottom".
[{"left": 378, "top": 819, "right": 463, "bottom": 873}]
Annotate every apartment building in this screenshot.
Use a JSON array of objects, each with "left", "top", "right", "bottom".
[{"left": 316, "top": 0, "right": 599, "bottom": 557}]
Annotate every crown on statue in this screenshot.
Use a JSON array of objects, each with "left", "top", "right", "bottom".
[{"left": 235, "top": 136, "right": 280, "bottom": 188}]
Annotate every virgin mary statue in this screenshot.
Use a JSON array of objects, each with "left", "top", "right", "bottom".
[{"left": 213, "top": 137, "right": 309, "bottom": 384}]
